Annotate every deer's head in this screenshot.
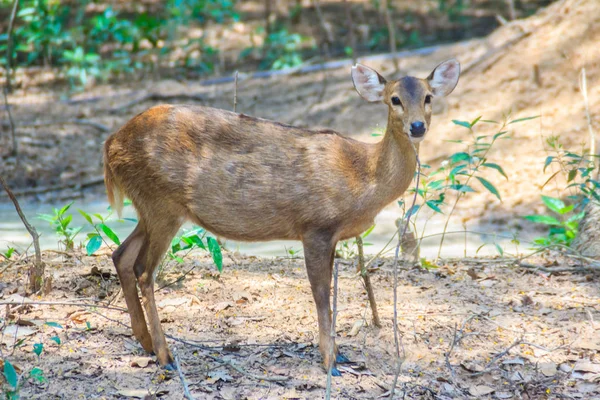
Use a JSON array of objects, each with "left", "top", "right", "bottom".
[{"left": 351, "top": 59, "right": 460, "bottom": 143}]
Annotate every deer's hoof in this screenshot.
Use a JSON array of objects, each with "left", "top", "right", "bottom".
[
  {"left": 163, "top": 362, "right": 177, "bottom": 371},
  {"left": 330, "top": 367, "right": 342, "bottom": 377},
  {"left": 336, "top": 353, "right": 350, "bottom": 364}
]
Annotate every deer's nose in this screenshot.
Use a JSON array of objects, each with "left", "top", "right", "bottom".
[{"left": 410, "top": 121, "right": 426, "bottom": 137}]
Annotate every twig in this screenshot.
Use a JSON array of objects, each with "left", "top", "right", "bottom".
[
  {"left": 107, "top": 93, "right": 207, "bottom": 113},
  {"left": 356, "top": 235, "right": 381, "bottom": 328},
  {"left": 5, "top": 0, "right": 19, "bottom": 93},
  {"left": 342, "top": 0, "right": 357, "bottom": 64},
  {"left": 174, "top": 350, "right": 195, "bottom": 400},
  {"left": 383, "top": 0, "right": 399, "bottom": 73},
  {"left": 326, "top": 261, "right": 339, "bottom": 399},
  {"left": 3, "top": 88, "right": 18, "bottom": 157},
  {"left": 518, "top": 261, "right": 600, "bottom": 273},
  {"left": 579, "top": 68, "right": 597, "bottom": 177},
  {"left": 389, "top": 140, "right": 420, "bottom": 399},
  {"left": 233, "top": 71, "right": 239, "bottom": 113},
  {"left": 1, "top": 118, "right": 111, "bottom": 133},
  {"left": 0, "top": 175, "right": 43, "bottom": 292},
  {"left": 313, "top": 0, "right": 334, "bottom": 46}
]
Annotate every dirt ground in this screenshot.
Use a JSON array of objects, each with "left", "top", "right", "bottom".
[{"left": 1, "top": 250, "right": 599, "bottom": 399}]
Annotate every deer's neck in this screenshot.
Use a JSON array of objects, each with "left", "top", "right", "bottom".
[{"left": 371, "top": 116, "right": 418, "bottom": 203}]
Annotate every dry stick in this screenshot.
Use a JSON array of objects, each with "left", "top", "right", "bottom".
[
  {"left": 389, "top": 141, "right": 421, "bottom": 399},
  {"left": 233, "top": 71, "right": 239, "bottom": 113},
  {"left": 313, "top": 0, "right": 334, "bottom": 45},
  {"left": 0, "top": 300, "right": 127, "bottom": 312},
  {"left": 383, "top": 0, "right": 399, "bottom": 74},
  {"left": 342, "top": 0, "right": 357, "bottom": 64},
  {"left": 174, "top": 350, "right": 195, "bottom": 400},
  {"left": 579, "top": 68, "right": 597, "bottom": 178},
  {"left": 5, "top": 0, "right": 19, "bottom": 93},
  {"left": 3, "top": 89, "right": 18, "bottom": 158},
  {"left": 0, "top": 175, "right": 43, "bottom": 292},
  {"left": 355, "top": 235, "right": 381, "bottom": 328},
  {"left": 325, "top": 261, "right": 339, "bottom": 400}
]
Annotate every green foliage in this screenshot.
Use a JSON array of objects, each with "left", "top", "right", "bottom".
[
  {"left": 524, "top": 135, "right": 598, "bottom": 247},
  {"left": 4, "top": 0, "right": 240, "bottom": 89},
  {"left": 525, "top": 196, "right": 584, "bottom": 246},
  {"left": 38, "top": 202, "right": 81, "bottom": 250},
  {"left": 2, "top": 247, "right": 16, "bottom": 260},
  {"left": 336, "top": 225, "right": 375, "bottom": 259},
  {"left": 78, "top": 209, "right": 122, "bottom": 256},
  {"left": 168, "top": 226, "right": 223, "bottom": 272},
  {"left": 261, "top": 29, "right": 309, "bottom": 70}
]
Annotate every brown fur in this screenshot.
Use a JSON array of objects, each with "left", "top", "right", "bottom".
[{"left": 103, "top": 66, "right": 457, "bottom": 372}]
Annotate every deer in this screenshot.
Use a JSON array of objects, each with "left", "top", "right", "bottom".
[{"left": 103, "top": 59, "right": 460, "bottom": 376}]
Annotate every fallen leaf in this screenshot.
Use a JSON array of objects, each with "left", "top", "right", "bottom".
[
  {"left": 539, "top": 362, "right": 557, "bottom": 377},
  {"left": 210, "top": 301, "right": 233, "bottom": 312},
  {"left": 469, "top": 385, "right": 495, "bottom": 396},
  {"left": 573, "top": 361, "right": 600, "bottom": 374},
  {"left": 348, "top": 320, "right": 365, "bottom": 337},
  {"left": 466, "top": 268, "right": 481, "bottom": 280},
  {"left": 502, "top": 358, "right": 525, "bottom": 366},
  {"left": 1, "top": 325, "right": 37, "bottom": 346},
  {"left": 131, "top": 357, "right": 154, "bottom": 368},
  {"left": 461, "top": 361, "right": 484, "bottom": 372},
  {"left": 495, "top": 392, "right": 513, "bottom": 399}
]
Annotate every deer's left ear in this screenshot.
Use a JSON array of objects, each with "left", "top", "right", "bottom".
[{"left": 427, "top": 59, "right": 460, "bottom": 97}]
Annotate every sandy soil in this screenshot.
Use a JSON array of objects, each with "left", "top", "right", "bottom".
[{"left": 1, "top": 250, "right": 599, "bottom": 399}]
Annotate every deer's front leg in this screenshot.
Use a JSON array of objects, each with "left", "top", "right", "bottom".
[{"left": 302, "top": 231, "right": 344, "bottom": 376}]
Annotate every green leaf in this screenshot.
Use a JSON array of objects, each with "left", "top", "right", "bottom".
[
  {"left": 566, "top": 211, "right": 585, "bottom": 223},
  {"left": 207, "top": 237, "right": 223, "bottom": 272},
  {"left": 4, "top": 359, "right": 18, "bottom": 388},
  {"left": 541, "top": 195, "right": 565, "bottom": 214},
  {"left": 494, "top": 243, "right": 504, "bottom": 256},
  {"left": 29, "top": 367, "right": 46, "bottom": 384},
  {"left": 476, "top": 176, "right": 501, "bottom": 201},
  {"left": 405, "top": 204, "right": 420, "bottom": 218},
  {"left": 86, "top": 235, "right": 102, "bottom": 256},
  {"left": 543, "top": 156, "right": 554, "bottom": 172},
  {"left": 449, "top": 152, "right": 471, "bottom": 164},
  {"left": 524, "top": 215, "right": 561, "bottom": 225},
  {"left": 452, "top": 119, "right": 472, "bottom": 129},
  {"left": 482, "top": 163, "right": 508, "bottom": 179},
  {"left": 362, "top": 224, "right": 376, "bottom": 238},
  {"left": 58, "top": 202, "right": 73, "bottom": 216},
  {"left": 449, "top": 184, "right": 475, "bottom": 193},
  {"left": 508, "top": 115, "right": 540, "bottom": 124},
  {"left": 567, "top": 169, "right": 577, "bottom": 183},
  {"left": 50, "top": 336, "right": 61, "bottom": 345},
  {"left": 470, "top": 116, "right": 482, "bottom": 127},
  {"left": 33, "top": 343, "right": 44, "bottom": 357},
  {"left": 425, "top": 200, "right": 443, "bottom": 213},
  {"left": 541, "top": 170, "right": 560, "bottom": 189},
  {"left": 492, "top": 131, "right": 508, "bottom": 141},
  {"left": 78, "top": 209, "right": 93, "bottom": 224},
  {"left": 45, "top": 322, "right": 63, "bottom": 329},
  {"left": 99, "top": 223, "right": 121, "bottom": 245}
]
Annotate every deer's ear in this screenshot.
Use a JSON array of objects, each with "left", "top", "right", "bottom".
[
  {"left": 427, "top": 58, "right": 460, "bottom": 97},
  {"left": 351, "top": 64, "right": 387, "bottom": 102}
]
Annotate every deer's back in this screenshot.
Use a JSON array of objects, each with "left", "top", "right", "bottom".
[{"left": 105, "top": 104, "right": 379, "bottom": 241}]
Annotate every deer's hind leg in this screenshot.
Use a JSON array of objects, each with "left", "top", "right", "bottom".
[
  {"left": 134, "top": 212, "right": 183, "bottom": 369},
  {"left": 112, "top": 223, "right": 153, "bottom": 353}
]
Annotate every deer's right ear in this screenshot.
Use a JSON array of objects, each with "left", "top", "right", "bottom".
[{"left": 351, "top": 64, "right": 387, "bottom": 102}]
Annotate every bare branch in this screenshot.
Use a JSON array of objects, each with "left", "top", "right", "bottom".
[
  {"left": 0, "top": 175, "right": 43, "bottom": 292},
  {"left": 174, "top": 350, "right": 195, "bottom": 400},
  {"left": 5, "top": 0, "right": 19, "bottom": 93},
  {"left": 3, "top": 88, "right": 18, "bottom": 157},
  {"left": 356, "top": 235, "right": 382, "bottom": 328}
]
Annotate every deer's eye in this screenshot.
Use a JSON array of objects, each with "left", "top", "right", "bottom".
[
  {"left": 425, "top": 95, "right": 432, "bottom": 105},
  {"left": 391, "top": 96, "right": 402, "bottom": 106}
]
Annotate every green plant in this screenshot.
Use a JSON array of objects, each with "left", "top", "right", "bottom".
[
  {"left": 38, "top": 202, "right": 81, "bottom": 250},
  {"left": 168, "top": 226, "right": 223, "bottom": 272},
  {"left": 336, "top": 225, "right": 375, "bottom": 259},
  {"left": 261, "top": 29, "right": 310, "bottom": 70},
  {"left": 1, "top": 247, "right": 16, "bottom": 260},
  {"left": 78, "top": 209, "right": 122, "bottom": 256},
  {"left": 2, "top": 359, "right": 46, "bottom": 399},
  {"left": 525, "top": 195, "right": 584, "bottom": 246}
]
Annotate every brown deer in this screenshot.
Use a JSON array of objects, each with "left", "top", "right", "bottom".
[{"left": 103, "top": 59, "right": 460, "bottom": 375}]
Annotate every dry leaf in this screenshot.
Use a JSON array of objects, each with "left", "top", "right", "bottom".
[
  {"left": 573, "top": 361, "right": 600, "bottom": 374},
  {"left": 495, "top": 392, "right": 513, "bottom": 399},
  {"left": 503, "top": 358, "right": 525, "bottom": 365},
  {"left": 539, "top": 362, "right": 557, "bottom": 377},
  {"left": 466, "top": 268, "right": 481, "bottom": 280},
  {"left": 469, "top": 385, "right": 495, "bottom": 396},
  {"left": 1, "top": 325, "right": 37, "bottom": 346},
  {"left": 210, "top": 301, "right": 233, "bottom": 312},
  {"left": 130, "top": 357, "right": 154, "bottom": 368},
  {"left": 348, "top": 320, "right": 365, "bottom": 337}
]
